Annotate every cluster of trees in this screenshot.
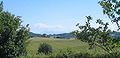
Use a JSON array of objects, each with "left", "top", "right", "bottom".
[
  {"left": 29, "top": 32, "right": 49, "bottom": 38},
  {"left": 29, "top": 32, "right": 75, "bottom": 39}
]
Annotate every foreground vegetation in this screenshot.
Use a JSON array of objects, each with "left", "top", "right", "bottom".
[
  {"left": 0, "top": 1, "right": 29, "bottom": 58},
  {"left": 18, "top": 37, "right": 120, "bottom": 58}
]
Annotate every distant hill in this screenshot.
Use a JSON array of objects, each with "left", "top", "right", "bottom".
[
  {"left": 29, "top": 32, "right": 75, "bottom": 39},
  {"left": 52, "top": 33, "right": 75, "bottom": 39},
  {"left": 109, "top": 31, "right": 120, "bottom": 38},
  {"left": 29, "top": 31, "right": 120, "bottom": 39},
  {"left": 29, "top": 32, "right": 41, "bottom": 37}
]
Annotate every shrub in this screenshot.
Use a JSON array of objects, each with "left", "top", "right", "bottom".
[
  {"left": 49, "top": 52, "right": 92, "bottom": 58},
  {"left": 49, "top": 51, "right": 120, "bottom": 58},
  {"left": 0, "top": 1, "right": 29, "bottom": 58},
  {"left": 37, "top": 43, "right": 52, "bottom": 54},
  {"left": 49, "top": 49, "right": 73, "bottom": 58}
]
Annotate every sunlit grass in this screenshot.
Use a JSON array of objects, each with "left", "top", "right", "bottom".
[{"left": 20, "top": 37, "right": 117, "bottom": 58}]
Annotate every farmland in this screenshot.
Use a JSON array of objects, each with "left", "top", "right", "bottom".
[{"left": 18, "top": 37, "right": 116, "bottom": 58}]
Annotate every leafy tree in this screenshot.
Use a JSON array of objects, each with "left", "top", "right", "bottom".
[
  {"left": 41, "top": 33, "right": 47, "bottom": 37},
  {"left": 99, "top": 0, "right": 120, "bottom": 30},
  {"left": 0, "top": 2, "right": 29, "bottom": 58},
  {"left": 75, "top": 16, "right": 116, "bottom": 54},
  {"left": 74, "top": 0, "right": 120, "bottom": 54},
  {"left": 74, "top": 0, "right": 120, "bottom": 55}
]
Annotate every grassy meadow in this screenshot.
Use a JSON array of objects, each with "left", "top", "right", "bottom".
[{"left": 18, "top": 37, "right": 116, "bottom": 58}]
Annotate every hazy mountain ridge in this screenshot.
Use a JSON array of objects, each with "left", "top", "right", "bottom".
[
  {"left": 109, "top": 31, "right": 120, "bottom": 38},
  {"left": 29, "top": 32, "right": 75, "bottom": 38},
  {"left": 29, "top": 31, "right": 120, "bottom": 38},
  {"left": 29, "top": 32, "right": 41, "bottom": 37}
]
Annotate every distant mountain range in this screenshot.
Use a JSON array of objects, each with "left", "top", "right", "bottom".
[
  {"left": 51, "top": 33, "right": 75, "bottom": 39},
  {"left": 109, "top": 31, "right": 120, "bottom": 38},
  {"left": 29, "top": 31, "right": 120, "bottom": 39},
  {"left": 29, "top": 32, "right": 75, "bottom": 39},
  {"left": 29, "top": 32, "right": 41, "bottom": 37}
]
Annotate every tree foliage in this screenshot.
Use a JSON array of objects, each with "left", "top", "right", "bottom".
[
  {"left": 99, "top": 0, "right": 120, "bottom": 30},
  {"left": 75, "top": 16, "right": 117, "bottom": 54},
  {"left": 74, "top": 0, "right": 120, "bottom": 54},
  {"left": 0, "top": 2, "right": 29, "bottom": 58}
]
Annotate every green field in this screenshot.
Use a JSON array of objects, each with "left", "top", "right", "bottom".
[{"left": 19, "top": 37, "right": 114, "bottom": 58}]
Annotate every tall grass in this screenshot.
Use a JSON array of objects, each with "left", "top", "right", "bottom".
[{"left": 18, "top": 37, "right": 120, "bottom": 58}]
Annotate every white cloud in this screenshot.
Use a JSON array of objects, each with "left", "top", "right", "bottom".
[
  {"left": 33, "top": 23, "right": 64, "bottom": 29},
  {"left": 30, "top": 23, "right": 70, "bottom": 34},
  {"left": 29, "top": 22, "right": 118, "bottom": 34}
]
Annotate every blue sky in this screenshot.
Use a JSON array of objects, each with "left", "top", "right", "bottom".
[{"left": 3, "top": 0, "right": 117, "bottom": 34}]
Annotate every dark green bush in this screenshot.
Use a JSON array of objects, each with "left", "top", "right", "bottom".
[
  {"left": 0, "top": 1, "right": 29, "bottom": 58},
  {"left": 37, "top": 43, "right": 52, "bottom": 54}
]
